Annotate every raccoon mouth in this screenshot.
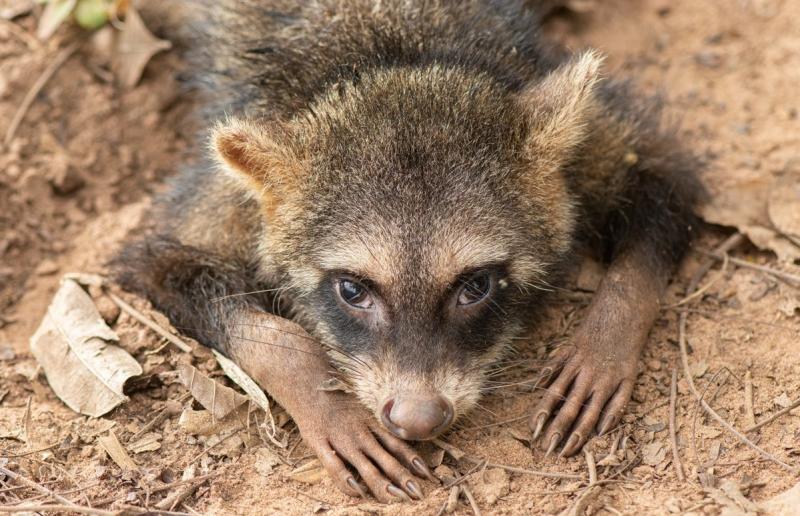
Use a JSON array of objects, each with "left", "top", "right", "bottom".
[{"left": 379, "top": 395, "right": 455, "bottom": 441}]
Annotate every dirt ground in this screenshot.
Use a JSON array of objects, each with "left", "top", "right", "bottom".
[{"left": 1, "top": 1, "right": 799, "bottom": 514}]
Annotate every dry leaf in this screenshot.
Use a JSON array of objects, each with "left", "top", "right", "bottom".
[
  {"left": 291, "top": 459, "right": 325, "bottom": 485},
  {"left": 760, "top": 481, "right": 800, "bottom": 515},
  {"left": 700, "top": 172, "right": 800, "bottom": 262},
  {"left": 178, "top": 407, "right": 247, "bottom": 436},
  {"left": 30, "top": 278, "right": 142, "bottom": 417},
  {"left": 254, "top": 447, "right": 281, "bottom": 477},
  {"left": 690, "top": 360, "right": 709, "bottom": 379},
  {"left": 768, "top": 174, "right": 800, "bottom": 246},
  {"left": 127, "top": 432, "right": 161, "bottom": 454},
  {"left": 178, "top": 364, "right": 249, "bottom": 420},
  {"left": 471, "top": 468, "right": 510, "bottom": 506},
  {"left": 641, "top": 441, "right": 667, "bottom": 466},
  {"left": 98, "top": 430, "right": 139, "bottom": 471},
  {"left": 112, "top": 5, "right": 171, "bottom": 88},
  {"left": 774, "top": 392, "right": 793, "bottom": 408},
  {"left": 36, "top": 0, "right": 76, "bottom": 40},
  {"left": 212, "top": 350, "right": 270, "bottom": 413},
  {"left": 506, "top": 426, "right": 533, "bottom": 446}
]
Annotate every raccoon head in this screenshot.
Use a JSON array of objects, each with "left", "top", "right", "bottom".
[{"left": 213, "top": 52, "right": 602, "bottom": 440}]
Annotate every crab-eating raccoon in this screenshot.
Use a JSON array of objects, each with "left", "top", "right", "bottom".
[{"left": 115, "top": 0, "right": 703, "bottom": 502}]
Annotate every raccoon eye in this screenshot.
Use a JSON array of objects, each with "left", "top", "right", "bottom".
[
  {"left": 457, "top": 273, "right": 493, "bottom": 306},
  {"left": 337, "top": 279, "right": 373, "bottom": 309}
]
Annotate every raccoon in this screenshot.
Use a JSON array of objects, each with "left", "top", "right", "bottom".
[{"left": 114, "top": 0, "right": 703, "bottom": 502}]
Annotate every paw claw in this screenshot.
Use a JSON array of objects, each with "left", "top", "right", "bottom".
[
  {"left": 412, "top": 457, "right": 435, "bottom": 481},
  {"left": 406, "top": 480, "right": 423, "bottom": 500},
  {"left": 560, "top": 433, "right": 581, "bottom": 457},
  {"left": 544, "top": 433, "right": 561, "bottom": 458},
  {"left": 531, "top": 412, "right": 547, "bottom": 441},
  {"left": 387, "top": 483, "right": 411, "bottom": 502},
  {"left": 347, "top": 477, "right": 367, "bottom": 499}
]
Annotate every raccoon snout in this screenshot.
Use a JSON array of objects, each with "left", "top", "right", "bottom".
[{"left": 380, "top": 394, "right": 454, "bottom": 441}]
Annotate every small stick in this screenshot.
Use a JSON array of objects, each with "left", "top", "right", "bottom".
[
  {"left": 679, "top": 308, "right": 798, "bottom": 474},
  {"left": 461, "top": 484, "right": 482, "bottom": 516},
  {"left": 0, "top": 505, "right": 116, "bottom": 516},
  {"left": 746, "top": 396, "right": 800, "bottom": 433},
  {"left": 0, "top": 466, "right": 74, "bottom": 506},
  {"left": 697, "top": 250, "right": 800, "bottom": 287},
  {"left": 108, "top": 292, "right": 192, "bottom": 352},
  {"left": 3, "top": 42, "right": 80, "bottom": 148},
  {"left": 744, "top": 371, "right": 757, "bottom": 429},
  {"left": 584, "top": 449, "right": 597, "bottom": 485},
  {"left": 666, "top": 253, "right": 729, "bottom": 308},
  {"left": 482, "top": 462, "right": 583, "bottom": 481},
  {"left": 669, "top": 369, "right": 686, "bottom": 482}
]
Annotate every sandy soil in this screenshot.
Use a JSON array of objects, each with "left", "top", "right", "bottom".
[{"left": 1, "top": 1, "right": 798, "bottom": 514}]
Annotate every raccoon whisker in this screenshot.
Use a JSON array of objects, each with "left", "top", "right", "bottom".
[
  {"left": 210, "top": 287, "right": 287, "bottom": 302},
  {"left": 221, "top": 322, "right": 323, "bottom": 344},
  {"left": 172, "top": 326, "right": 327, "bottom": 357}
]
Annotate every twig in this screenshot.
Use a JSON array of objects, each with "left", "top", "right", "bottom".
[
  {"left": 669, "top": 369, "right": 686, "bottom": 482},
  {"left": 0, "top": 466, "right": 74, "bottom": 506},
  {"left": 666, "top": 253, "right": 729, "bottom": 308},
  {"left": 584, "top": 449, "right": 597, "bottom": 485},
  {"left": 4, "top": 442, "right": 59, "bottom": 457},
  {"left": 129, "top": 394, "right": 189, "bottom": 443},
  {"left": 698, "top": 249, "right": 800, "bottom": 287},
  {"left": 108, "top": 292, "right": 192, "bottom": 352},
  {"left": 746, "top": 396, "right": 800, "bottom": 433},
  {"left": 0, "top": 505, "right": 116, "bottom": 515},
  {"left": 679, "top": 303, "right": 798, "bottom": 474},
  {"left": 3, "top": 42, "right": 80, "bottom": 148},
  {"left": 483, "top": 462, "right": 583, "bottom": 480},
  {"left": 461, "top": 484, "right": 482, "bottom": 516},
  {"left": 744, "top": 371, "right": 757, "bottom": 429}
]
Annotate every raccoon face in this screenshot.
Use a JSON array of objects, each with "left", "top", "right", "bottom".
[{"left": 212, "top": 52, "right": 602, "bottom": 439}]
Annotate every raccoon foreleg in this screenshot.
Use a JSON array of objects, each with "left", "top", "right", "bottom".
[{"left": 530, "top": 167, "right": 699, "bottom": 457}]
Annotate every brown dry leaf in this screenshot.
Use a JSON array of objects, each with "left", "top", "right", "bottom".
[
  {"left": 290, "top": 459, "right": 325, "bottom": 485},
  {"left": 641, "top": 441, "right": 667, "bottom": 466},
  {"left": 127, "top": 432, "right": 161, "bottom": 454},
  {"left": 178, "top": 364, "right": 249, "bottom": 420},
  {"left": 112, "top": 5, "right": 171, "bottom": 88},
  {"left": 254, "top": 447, "right": 281, "bottom": 477},
  {"left": 506, "top": 426, "right": 533, "bottom": 446},
  {"left": 700, "top": 172, "right": 800, "bottom": 262},
  {"left": 30, "top": 278, "right": 142, "bottom": 417},
  {"left": 471, "top": 468, "right": 510, "bottom": 506},
  {"left": 705, "top": 479, "right": 759, "bottom": 516},
  {"left": 98, "top": 430, "right": 139, "bottom": 472},
  {"left": 768, "top": 173, "right": 800, "bottom": 246},
  {"left": 760, "top": 481, "right": 800, "bottom": 515},
  {"left": 178, "top": 407, "right": 248, "bottom": 436},
  {"left": 212, "top": 349, "right": 271, "bottom": 414}
]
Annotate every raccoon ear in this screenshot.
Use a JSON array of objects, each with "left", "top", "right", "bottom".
[
  {"left": 520, "top": 50, "right": 604, "bottom": 165},
  {"left": 211, "top": 118, "right": 302, "bottom": 196}
]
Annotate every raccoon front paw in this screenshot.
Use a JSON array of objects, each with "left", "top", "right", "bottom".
[
  {"left": 528, "top": 334, "right": 640, "bottom": 458},
  {"left": 297, "top": 393, "right": 433, "bottom": 503}
]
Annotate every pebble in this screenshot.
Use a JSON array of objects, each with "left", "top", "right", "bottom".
[
  {"left": 0, "top": 346, "right": 15, "bottom": 361},
  {"left": 646, "top": 359, "right": 662, "bottom": 371},
  {"left": 35, "top": 259, "right": 59, "bottom": 276}
]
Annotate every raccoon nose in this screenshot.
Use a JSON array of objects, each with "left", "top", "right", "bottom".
[{"left": 381, "top": 395, "right": 454, "bottom": 441}]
